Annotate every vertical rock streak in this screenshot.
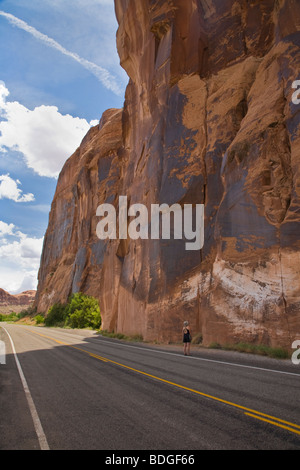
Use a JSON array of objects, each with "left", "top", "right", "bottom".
[{"left": 36, "top": 0, "right": 300, "bottom": 348}]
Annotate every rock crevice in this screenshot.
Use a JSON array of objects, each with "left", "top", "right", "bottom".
[{"left": 36, "top": 0, "right": 300, "bottom": 348}]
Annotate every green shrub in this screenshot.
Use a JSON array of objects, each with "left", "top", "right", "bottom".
[
  {"left": 45, "top": 293, "right": 101, "bottom": 330},
  {"left": 65, "top": 293, "right": 101, "bottom": 329},
  {"left": 101, "top": 330, "right": 143, "bottom": 342},
  {"left": 45, "top": 303, "right": 67, "bottom": 327},
  {"left": 34, "top": 314, "right": 45, "bottom": 325},
  {"left": 2, "top": 312, "right": 19, "bottom": 322}
]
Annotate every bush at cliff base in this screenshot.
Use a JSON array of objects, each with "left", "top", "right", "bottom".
[
  {"left": 45, "top": 302, "right": 67, "bottom": 327},
  {"left": 66, "top": 293, "right": 101, "bottom": 329},
  {"left": 45, "top": 293, "right": 101, "bottom": 330}
]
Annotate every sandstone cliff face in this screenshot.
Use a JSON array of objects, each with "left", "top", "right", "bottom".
[
  {"left": 36, "top": 0, "right": 300, "bottom": 348},
  {"left": 0, "top": 288, "right": 36, "bottom": 314}
]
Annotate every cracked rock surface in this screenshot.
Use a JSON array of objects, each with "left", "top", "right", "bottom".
[{"left": 36, "top": 0, "right": 300, "bottom": 348}]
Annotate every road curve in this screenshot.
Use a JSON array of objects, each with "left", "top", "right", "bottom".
[{"left": 1, "top": 323, "right": 300, "bottom": 450}]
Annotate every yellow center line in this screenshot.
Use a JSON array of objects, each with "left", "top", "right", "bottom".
[
  {"left": 23, "top": 327, "right": 300, "bottom": 436},
  {"left": 94, "top": 355, "right": 300, "bottom": 434},
  {"left": 245, "top": 413, "right": 300, "bottom": 436},
  {"left": 89, "top": 353, "right": 109, "bottom": 362}
]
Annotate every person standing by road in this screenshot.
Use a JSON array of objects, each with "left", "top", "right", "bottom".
[{"left": 182, "top": 321, "right": 191, "bottom": 356}]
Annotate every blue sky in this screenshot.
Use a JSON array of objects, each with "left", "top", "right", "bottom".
[{"left": 0, "top": 0, "right": 127, "bottom": 293}]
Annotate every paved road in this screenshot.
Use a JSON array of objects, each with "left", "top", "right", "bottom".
[{"left": 1, "top": 323, "right": 300, "bottom": 451}]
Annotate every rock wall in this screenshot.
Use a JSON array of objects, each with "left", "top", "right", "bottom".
[
  {"left": 36, "top": 0, "right": 300, "bottom": 348},
  {"left": 0, "top": 288, "right": 36, "bottom": 314}
]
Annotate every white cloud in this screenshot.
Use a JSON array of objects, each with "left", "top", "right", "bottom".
[
  {"left": 0, "top": 82, "right": 95, "bottom": 178},
  {"left": 0, "top": 220, "right": 43, "bottom": 293},
  {"left": 0, "top": 267, "right": 38, "bottom": 294},
  {"left": 0, "top": 220, "right": 15, "bottom": 236},
  {"left": 0, "top": 173, "right": 35, "bottom": 202},
  {"left": 15, "top": 271, "right": 38, "bottom": 293},
  {"left": 0, "top": 228, "right": 43, "bottom": 269},
  {"left": 90, "top": 119, "right": 100, "bottom": 127},
  {"left": 0, "top": 10, "right": 122, "bottom": 96}
]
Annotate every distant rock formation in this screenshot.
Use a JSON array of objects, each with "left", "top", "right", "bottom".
[
  {"left": 35, "top": 0, "right": 300, "bottom": 349},
  {"left": 0, "top": 289, "right": 36, "bottom": 314}
]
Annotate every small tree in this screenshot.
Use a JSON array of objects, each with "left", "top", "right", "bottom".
[
  {"left": 34, "top": 314, "right": 45, "bottom": 325},
  {"left": 65, "top": 293, "right": 101, "bottom": 329}
]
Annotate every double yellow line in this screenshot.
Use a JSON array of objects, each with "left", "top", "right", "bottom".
[{"left": 26, "top": 327, "right": 300, "bottom": 437}]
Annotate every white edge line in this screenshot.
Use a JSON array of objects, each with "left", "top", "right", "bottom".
[
  {"left": 95, "top": 336, "right": 300, "bottom": 378},
  {"left": 18, "top": 325, "right": 300, "bottom": 378},
  {"left": 2, "top": 326, "right": 50, "bottom": 450}
]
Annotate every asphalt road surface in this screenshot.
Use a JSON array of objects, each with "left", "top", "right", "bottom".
[{"left": 1, "top": 323, "right": 300, "bottom": 451}]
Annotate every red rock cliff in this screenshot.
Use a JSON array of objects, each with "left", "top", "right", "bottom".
[
  {"left": 36, "top": 0, "right": 300, "bottom": 348},
  {"left": 0, "top": 288, "right": 36, "bottom": 313}
]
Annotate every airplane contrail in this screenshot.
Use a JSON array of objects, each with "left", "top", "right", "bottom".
[{"left": 0, "top": 10, "right": 122, "bottom": 96}]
